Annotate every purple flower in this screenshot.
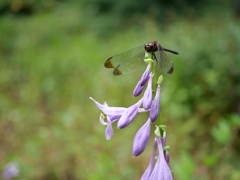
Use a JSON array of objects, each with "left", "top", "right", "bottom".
[
  {"left": 149, "top": 137, "right": 173, "bottom": 180},
  {"left": 90, "top": 97, "right": 127, "bottom": 121},
  {"left": 141, "top": 126, "right": 172, "bottom": 179},
  {"left": 117, "top": 98, "right": 143, "bottom": 128},
  {"left": 91, "top": 49, "right": 175, "bottom": 180},
  {"left": 140, "top": 140, "right": 157, "bottom": 180},
  {"left": 132, "top": 118, "right": 151, "bottom": 156},
  {"left": 143, "top": 72, "right": 153, "bottom": 110},
  {"left": 161, "top": 131, "right": 170, "bottom": 166},
  {"left": 150, "top": 83, "right": 161, "bottom": 122},
  {"left": 133, "top": 80, "right": 145, "bottom": 97},
  {"left": 133, "top": 63, "right": 152, "bottom": 97},
  {"left": 100, "top": 113, "right": 114, "bottom": 140},
  {"left": 90, "top": 97, "right": 127, "bottom": 140},
  {"left": 139, "top": 63, "right": 152, "bottom": 86},
  {"left": 2, "top": 162, "right": 19, "bottom": 180},
  {"left": 165, "top": 150, "right": 170, "bottom": 166},
  {"left": 161, "top": 130, "right": 167, "bottom": 147}
]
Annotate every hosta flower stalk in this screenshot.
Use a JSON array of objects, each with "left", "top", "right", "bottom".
[{"left": 90, "top": 52, "right": 174, "bottom": 179}]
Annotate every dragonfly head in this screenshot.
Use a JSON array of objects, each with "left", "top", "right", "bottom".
[{"left": 144, "top": 41, "right": 159, "bottom": 52}]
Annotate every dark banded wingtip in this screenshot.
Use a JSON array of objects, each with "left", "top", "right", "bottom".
[
  {"left": 104, "top": 57, "right": 115, "bottom": 68},
  {"left": 113, "top": 67, "right": 122, "bottom": 76},
  {"left": 167, "top": 63, "right": 174, "bottom": 74}
]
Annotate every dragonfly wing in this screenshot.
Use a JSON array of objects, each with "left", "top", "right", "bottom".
[
  {"left": 113, "top": 51, "right": 146, "bottom": 75},
  {"left": 104, "top": 44, "right": 145, "bottom": 69},
  {"left": 155, "top": 49, "right": 174, "bottom": 74}
]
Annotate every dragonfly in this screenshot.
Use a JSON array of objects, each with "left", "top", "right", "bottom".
[{"left": 104, "top": 41, "right": 179, "bottom": 75}]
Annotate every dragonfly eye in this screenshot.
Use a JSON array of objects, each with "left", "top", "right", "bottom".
[{"left": 145, "top": 44, "right": 153, "bottom": 52}]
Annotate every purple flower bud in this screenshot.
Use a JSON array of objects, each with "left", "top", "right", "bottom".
[
  {"left": 140, "top": 139, "right": 157, "bottom": 180},
  {"left": 133, "top": 63, "right": 152, "bottom": 97},
  {"left": 132, "top": 119, "right": 151, "bottom": 156},
  {"left": 161, "top": 131, "right": 166, "bottom": 147},
  {"left": 140, "top": 63, "right": 152, "bottom": 86},
  {"left": 133, "top": 80, "right": 145, "bottom": 97},
  {"left": 143, "top": 73, "right": 153, "bottom": 110},
  {"left": 2, "top": 162, "right": 19, "bottom": 180},
  {"left": 149, "top": 137, "right": 173, "bottom": 180},
  {"left": 165, "top": 150, "right": 170, "bottom": 166},
  {"left": 117, "top": 98, "right": 143, "bottom": 129},
  {"left": 150, "top": 84, "right": 161, "bottom": 122}
]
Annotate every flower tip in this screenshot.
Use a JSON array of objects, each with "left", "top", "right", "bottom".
[
  {"left": 154, "top": 125, "right": 161, "bottom": 137},
  {"left": 117, "top": 121, "right": 129, "bottom": 129},
  {"left": 157, "top": 75, "right": 163, "bottom": 84},
  {"left": 159, "top": 125, "right": 167, "bottom": 132},
  {"left": 132, "top": 149, "right": 143, "bottom": 157},
  {"left": 89, "top": 97, "right": 95, "bottom": 102},
  {"left": 133, "top": 82, "right": 145, "bottom": 97},
  {"left": 117, "top": 123, "right": 124, "bottom": 129},
  {"left": 164, "top": 146, "right": 170, "bottom": 151}
]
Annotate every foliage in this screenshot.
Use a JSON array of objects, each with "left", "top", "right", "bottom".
[{"left": 0, "top": 1, "right": 240, "bottom": 180}]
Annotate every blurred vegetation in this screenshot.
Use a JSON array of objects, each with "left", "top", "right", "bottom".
[{"left": 0, "top": 0, "right": 240, "bottom": 180}]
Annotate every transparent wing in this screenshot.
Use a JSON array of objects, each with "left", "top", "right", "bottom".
[
  {"left": 104, "top": 44, "right": 146, "bottom": 69},
  {"left": 113, "top": 52, "right": 146, "bottom": 75},
  {"left": 155, "top": 49, "right": 174, "bottom": 74}
]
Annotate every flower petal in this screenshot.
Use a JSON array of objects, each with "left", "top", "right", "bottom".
[
  {"left": 133, "top": 80, "right": 145, "bottom": 97},
  {"left": 90, "top": 97, "right": 127, "bottom": 119},
  {"left": 105, "top": 123, "right": 114, "bottom": 140},
  {"left": 140, "top": 139, "right": 157, "bottom": 180},
  {"left": 149, "top": 137, "right": 173, "bottom": 180},
  {"left": 143, "top": 73, "right": 153, "bottom": 110},
  {"left": 161, "top": 131, "right": 166, "bottom": 147},
  {"left": 165, "top": 150, "right": 170, "bottom": 166},
  {"left": 133, "top": 63, "right": 152, "bottom": 97},
  {"left": 139, "top": 63, "right": 152, "bottom": 86},
  {"left": 100, "top": 114, "right": 115, "bottom": 140},
  {"left": 150, "top": 84, "right": 160, "bottom": 122},
  {"left": 117, "top": 98, "right": 143, "bottom": 129},
  {"left": 132, "top": 119, "right": 151, "bottom": 156}
]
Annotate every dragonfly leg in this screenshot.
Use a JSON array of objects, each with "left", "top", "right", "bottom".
[{"left": 152, "top": 52, "right": 157, "bottom": 63}]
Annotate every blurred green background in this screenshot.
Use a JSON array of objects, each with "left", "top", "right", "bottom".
[{"left": 1, "top": 0, "right": 240, "bottom": 179}]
